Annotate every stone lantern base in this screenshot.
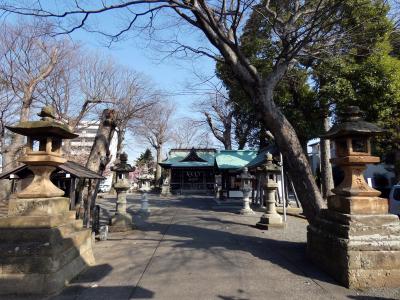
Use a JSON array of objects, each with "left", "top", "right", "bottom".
[
  {"left": 161, "top": 183, "right": 171, "bottom": 196},
  {"left": 307, "top": 209, "right": 400, "bottom": 288},
  {"left": 109, "top": 213, "right": 134, "bottom": 232},
  {"left": 256, "top": 213, "right": 285, "bottom": 229},
  {"left": 0, "top": 196, "right": 95, "bottom": 295}
]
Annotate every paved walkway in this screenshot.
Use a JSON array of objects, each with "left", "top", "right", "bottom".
[{"left": 13, "top": 195, "right": 400, "bottom": 299}]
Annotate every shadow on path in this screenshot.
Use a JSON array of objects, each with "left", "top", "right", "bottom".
[{"left": 136, "top": 215, "right": 338, "bottom": 288}]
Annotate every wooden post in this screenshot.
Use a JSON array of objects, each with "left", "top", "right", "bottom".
[
  {"left": 84, "top": 179, "right": 92, "bottom": 228},
  {"left": 70, "top": 177, "right": 76, "bottom": 210}
]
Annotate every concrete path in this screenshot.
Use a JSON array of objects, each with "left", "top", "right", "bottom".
[{"left": 11, "top": 194, "right": 400, "bottom": 300}]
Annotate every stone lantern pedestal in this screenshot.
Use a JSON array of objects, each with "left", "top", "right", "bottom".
[
  {"left": 0, "top": 107, "right": 95, "bottom": 296},
  {"left": 307, "top": 106, "right": 400, "bottom": 288},
  {"left": 109, "top": 153, "right": 135, "bottom": 232},
  {"left": 256, "top": 153, "right": 284, "bottom": 229}
]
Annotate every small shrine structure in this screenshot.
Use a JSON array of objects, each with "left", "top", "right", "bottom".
[
  {"left": 307, "top": 106, "right": 400, "bottom": 288},
  {"left": 0, "top": 106, "right": 95, "bottom": 295}
]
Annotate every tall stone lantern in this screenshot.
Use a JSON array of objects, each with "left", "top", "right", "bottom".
[
  {"left": 109, "top": 152, "right": 135, "bottom": 232},
  {"left": 256, "top": 153, "right": 284, "bottom": 229},
  {"left": 237, "top": 167, "right": 255, "bottom": 215},
  {"left": 0, "top": 106, "right": 95, "bottom": 296},
  {"left": 7, "top": 106, "right": 78, "bottom": 200},
  {"left": 307, "top": 106, "right": 400, "bottom": 288}
]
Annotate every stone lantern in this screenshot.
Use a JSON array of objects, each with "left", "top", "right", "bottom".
[
  {"left": 139, "top": 164, "right": 153, "bottom": 191},
  {"left": 307, "top": 106, "right": 400, "bottom": 288},
  {"left": 256, "top": 153, "right": 284, "bottom": 229},
  {"left": 7, "top": 106, "right": 78, "bottom": 200},
  {"left": 323, "top": 106, "right": 386, "bottom": 213},
  {"left": 109, "top": 152, "right": 135, "bottom": 232},
  {"left": 237, "top": 167, "right": 255, "bottom": 215},
  {"left": 0, "top": 106, "right": 95, "bottom": 296}
]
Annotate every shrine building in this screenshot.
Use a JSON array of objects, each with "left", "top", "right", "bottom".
[{"left": 160, "top": 147, "right": 280, "bottom": 196}]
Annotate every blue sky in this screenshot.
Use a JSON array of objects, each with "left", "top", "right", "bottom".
[
  {"left": 2, "top": 4, "right": 222, "bottom": 162},
  {"left": 67, "top": 17, "right": 219, "bottom": 161}
]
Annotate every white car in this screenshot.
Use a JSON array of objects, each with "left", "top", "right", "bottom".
[
  {"left": 99, "top": 182, "right": 111, "bottom": 193},
  {"left": 389, "top": 185, "right": 400, "bottom": 215}
]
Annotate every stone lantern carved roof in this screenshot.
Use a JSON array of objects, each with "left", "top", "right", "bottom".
[
  {"left": 262, "top": 152, "right": 281, "bottom": 173},
  {"left": 321, "top": 106, "right": 384, "bottom": 139},
  {"left": 6, "top": 106, "right": 78, "bottom": 139},
  {"left": 237, "top": 167, "right": 254, "bottom": 180},
  {"left": 111, "top": 152, "right": 135, "bottom": 173}
]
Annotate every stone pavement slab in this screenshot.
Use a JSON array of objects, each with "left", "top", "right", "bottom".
[{"left": 2, "top": 194, "right": 400, "bottom": 299}]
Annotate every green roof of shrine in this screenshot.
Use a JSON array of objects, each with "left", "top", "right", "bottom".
[
  {"left": 159, "top": 148, "right": 216, "bottom": 168},
  {"left": 215, "top": 150, "right": 258, "bottom": 170},
  {"left": 159, "top": 147, "right": 280, "bottom": 171}
]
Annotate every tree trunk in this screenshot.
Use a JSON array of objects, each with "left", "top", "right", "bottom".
[
  {"left": 223, "top": 124, "right": 232, "bottom": 150},
  {"left": 237, "top": 140, "right": 246, "bottom": 150},
  {"left": 85, "top": 109, "right": 117, "bottom": 172},
  {"left": 155, "top": 144, "right": 162, "bottom": 186},
  {"left": 0, "top": 100, "right": 32, "bottom": 200},
  {"left": 394, "top": 149, "right": 400, "bottom": 183},
  {"left": 255, "top": 88, "right": 325, "bottom": 222},
  {"left": 116, "top": 127, "right": 125, "bottom": 158},
  {"left": 63, "top": 139, "right": 72, "bottom": 159},
  {"left": 320, "top": 116, "right": 334, "bottom": 200},
  {"left": 76, "top": 109, "right": 117, "bottom": 224},
  {"left": 259, "top": 126, "right": 269, "bottom": 149},
  {"left": 7, "top": 102, "right": 31, "bottom": 169},
  {"left": 109, "top": 127, "right": 126, "bottom": 195},
  {"left": 0, "top": 150, "right": 13, "bottom": 200}
]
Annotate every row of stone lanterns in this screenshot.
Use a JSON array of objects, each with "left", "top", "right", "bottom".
[{"left": 237, "top": 152, "right": 284, "bottom": 229}]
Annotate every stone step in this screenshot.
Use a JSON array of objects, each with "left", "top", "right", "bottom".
[
  {"left": 0, "top": 227, "right": 92, "bottom": 259},
  {"left": 0, "top": 200, "right": 9, "bottom": 218},
  {"left": 58, "top": 219, "right": 84, "bottom": 237},
  {"left": 0, "top": 228, "right": 94, "bottom": 276},
  {"left": 0, "top": 218, "right": 88, "bottom": 245}
]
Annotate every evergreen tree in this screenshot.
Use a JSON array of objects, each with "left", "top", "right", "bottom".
[{"left": 136, "top": 148, "right": 155, "bottom": 167}]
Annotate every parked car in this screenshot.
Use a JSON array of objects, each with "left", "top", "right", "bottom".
[
  {"left": 389, "top": 184, "right": 400, "bottom": 215},
  {"left": 99, "top": 181, "right": 111, "bottom": 193}
]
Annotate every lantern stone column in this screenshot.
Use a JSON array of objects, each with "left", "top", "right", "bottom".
[
  {"left": 109, "top": 152, "right": 135, "bottom": 232},
  {"left": 161, "top": 168, "right": 171, "bottom": 196},
  {"left": 256, "top": 153, "right": 284, "bottom": 229},
  {"left": 0, "top": 106, "right": 95, "bottom": 296},
  {"left": 307, "top": 106, "right": 400, "bottom": 288},
  {"left": 238, "top": 167, "right": 255, "bottom": 215}
]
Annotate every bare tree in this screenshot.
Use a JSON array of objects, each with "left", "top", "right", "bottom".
[
  {"left": 108, "top": 69, "right": 157, "bottom": 158},
  {"left": 0, "top": 20, "right": 71, "bottom": 169},
  {"left": 196, "top": 92, "right": 233, "bottom": 150},
  {"left": 171, "top": 118, "right": 211, "bottom": 148},
  {"left": 40, "top": 53, "right": 118, "bottom": 156},
  {"left": 0, "top": 1, "right": 380, "bottom": 221},
  {"left": 135, "top": 101, "right": 175, "bottom": 185}
]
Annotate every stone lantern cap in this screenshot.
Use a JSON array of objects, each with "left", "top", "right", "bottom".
[
  {"left": 111, "top": 152, "right": 135, "bottom": 173},
  {"left": 6, "top": 106, "right": 78, "bottom": 139},
  {"left": 321, "top": 106, "right": 384, "bottom": 139},
  {"left": 237, "top": 167, "right": 254, "bottom": 180},
  {"left": 263, "top": 152, "right": 281, "bottom": 173}
]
